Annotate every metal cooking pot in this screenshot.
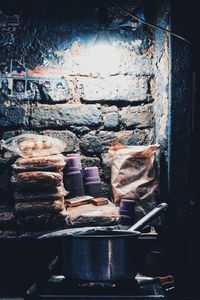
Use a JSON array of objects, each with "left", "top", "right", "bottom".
[
  {"left": 62, "top": 229, "right": 140, "bottom": 281},
  {"left": 39, "top": 203, "right": 168, "bottom": 281}
]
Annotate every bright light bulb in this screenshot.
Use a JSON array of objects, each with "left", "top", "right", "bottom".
[{"left": 83, "top": 42, "right": 120, "bottom": 75}]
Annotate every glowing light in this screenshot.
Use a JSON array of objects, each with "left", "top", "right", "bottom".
[{"left": 82, "top": 31, "right": 120, "bottom": 75}]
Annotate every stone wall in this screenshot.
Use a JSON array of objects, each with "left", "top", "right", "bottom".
[{"left": 0, "top": 0, "right": 169, "bottom": 201}]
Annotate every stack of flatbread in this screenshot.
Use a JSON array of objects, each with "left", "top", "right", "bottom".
[{"left": 9, "top": 134, "right": 68, "bottom": 231}]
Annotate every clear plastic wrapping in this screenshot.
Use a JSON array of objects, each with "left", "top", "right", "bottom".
[
  {"left": 16, "top": 212, "right": 68, "bottom": 231},
  {"left": 66, "top": 201, "right": 120, "bottom": 228},
  {"left": 14, "top": 200, "right": 65, "bottom": 217},
  {"left": 12, "top": 154, "right": 66, "bottom": 172},
  {"left": 1, "top": 134, "right": 66, "bottom": 158},
  {"left": 13, "top": 187, "right": 68, "bottom": 202},
  {"left": 10, "top": 171, "right": 63, "bottom": 190}
]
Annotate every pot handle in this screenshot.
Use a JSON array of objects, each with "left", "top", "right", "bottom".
[{"left": 128, "top": 203, "right": 168, "bottom": 232}]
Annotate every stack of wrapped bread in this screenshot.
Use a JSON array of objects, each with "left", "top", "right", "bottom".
[{"left": 9, "top": 134, "right": 68, "bottom": 231}]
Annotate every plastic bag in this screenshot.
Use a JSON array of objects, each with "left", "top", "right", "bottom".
[
  {"left": 13, "top": 186, "right": 68, "bottom": 202},
  {"left": 12, "top": 154, "right": 66, "bottom": 172},
  {"left": 14, "top": 183, "right": 67, "bottom": 195},
  {"left": 16, "top": 212, "right": 68, "bottom": 231},
  {"left": 14, "top": 194, "right": 65, "bottom": 203},
  {"left": 14, "top": 200, "right": 65, "bottom": 217},
  {"left": 108, "top": 144, "right": 160, "bottom": 222},
  {"left": 10, "top": 171, "right": 63, "bottom": 190},
  {"left": 0, "top": 134, "right": 66, "bottom": 158},
  {"left": 66, "top": 201, "right": 120, "bottom": 228}
]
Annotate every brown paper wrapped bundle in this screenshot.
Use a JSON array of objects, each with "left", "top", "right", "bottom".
[{"left": 108, "top": 144, "right": 160, "bottom": 222}]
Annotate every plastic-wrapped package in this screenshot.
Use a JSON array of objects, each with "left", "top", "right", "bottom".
[
  {"left": 66, "top": 201, "right": 120, "bottom": 228},
  {"left": 108, "top": 144, "right": 160, "bottom": 222},
  {"left": 12, "top": 154, "right": 66, "bottom": 172},
  {"left": 14, "top": 193, "right": 65, "bottom": 203},
  {"left": 0, "top": 134, "right": 66, "bottom": 158},
  {"left": 13, "top": 188, "right": 67, "bottom": 202},
  {"left": 14, "top": 200, "right": 65, "bottom": 217},
  {"left": 16, "top": 211, "right": 68, "bottom": 231},
  {"left": 10, "top": 171, "right": 63, "bottom": 190}
]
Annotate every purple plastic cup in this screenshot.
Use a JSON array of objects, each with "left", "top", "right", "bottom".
[
  {"left": 64, "top": 155, "right": 85, "bottom": 197},
  {"left": 83, "top": 167, "right": 102, "bottom": 197},
  {"left": 120, "top": 199, "right": 135, "bottom": 219},
  {"left": 120, "top": 199, "right": 135, "bottom": 210},
  {"left": 84, "top": 182, "right": 103, "bottom": 198},
  {"left": 64, "top": 170, "right": 85, "bottom": 198},
  {"left": 66, "top": 153, "right": 82, "bottom": 170},
  {"left": 84, "top": 167, "right": 101, "bottom": 184},
  {"left": 65, "top": 156, "right": 80, "bottom": 172},
  {"left": 84, "top": 167, "right": 99, "bottom": 178}
]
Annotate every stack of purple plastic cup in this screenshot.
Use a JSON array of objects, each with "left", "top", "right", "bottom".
[
  {"left": 84, "top": 167, "right": 103, "bottom": 198},
  {"left": 66, "top": 153, "right": 82, "bottom": 170},
  {"left": 64, "top": 154, "right": 84, "bottom": 198},
  {"left": 119, "top": 199, "right": 135, "bottom": 225}
]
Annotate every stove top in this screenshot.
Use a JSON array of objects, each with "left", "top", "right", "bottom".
[
  {"left": 25, "top": 275, "right": 168, "bottom": 300},
  {"left": 23, "top": 253, "right": 173, "bottom": 300}
]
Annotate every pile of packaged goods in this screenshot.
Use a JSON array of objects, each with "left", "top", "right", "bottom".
[
  {"left": 1, "top": 134, "right": 161, "bottom": 236},
  {"left": 8, "top": 134, "right": 68, "bottom": 231},
  {"left": 0, "top": 134, "right": 121, "bottom": 236}
]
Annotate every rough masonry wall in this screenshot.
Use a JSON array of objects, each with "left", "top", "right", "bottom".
[
  {"left": 0, "top": 0, "right": 169, "bottom": 201},
  {"left": 144, "top": 0, "right": 170, "bottom": 201}
]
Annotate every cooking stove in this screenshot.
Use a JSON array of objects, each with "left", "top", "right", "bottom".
[
  {"left": 25, "top": 274, "right": 171, "bottom": 300},
  {"left": 24, "top": 233, "right": 174, "bottom": 300}
]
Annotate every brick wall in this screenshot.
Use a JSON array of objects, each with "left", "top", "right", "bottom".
[{"left": 0, "top": 0, "right": 169, "bottom": 199}]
